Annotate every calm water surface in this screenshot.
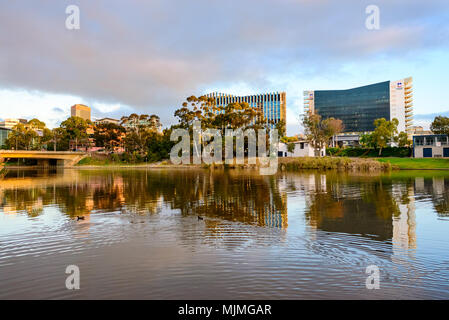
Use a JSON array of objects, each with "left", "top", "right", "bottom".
[{"left": 0, "top": 168, "right": 449, "bottom": 299}]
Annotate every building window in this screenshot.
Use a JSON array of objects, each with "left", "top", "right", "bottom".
[{"left": 415, "top": 137, "right": 424, "bottom": 146}]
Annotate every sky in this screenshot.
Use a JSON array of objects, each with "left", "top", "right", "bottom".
[{"left": 0, "top": 0, "right": 448, "bottom": 134}]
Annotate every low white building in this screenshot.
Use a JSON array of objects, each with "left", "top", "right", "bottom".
[{"left": 278, "top": 140, "right": 325, "bottom": 157}]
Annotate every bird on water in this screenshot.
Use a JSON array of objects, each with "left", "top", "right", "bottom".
[{"left": 76, "top": 216, "right": 85, "bottom": 221}]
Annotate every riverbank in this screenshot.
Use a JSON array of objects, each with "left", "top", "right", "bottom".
[
  {"left": 377, "top": 157, "right": 449, "bottom": 170},
  {"left": 73, "top": 156, "right": 392, "bottom": 172},
  {"left": 6, "top": 156, "right": 449, "bottom": 171},
  {"left": 278, "top": 156, "right": 392, "bottom": 172}
]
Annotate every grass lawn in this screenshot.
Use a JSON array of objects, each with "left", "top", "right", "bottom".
[{"left": 377, "top": 157, "right": 449, "bottom": 169}]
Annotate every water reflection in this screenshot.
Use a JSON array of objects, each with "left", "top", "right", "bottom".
[
  {"left": 0, "top": 169, "right": 288, "bottom": 229},
  {"left": 1, "top": 168, "right": 449, "bottom": 299},
  {"left": 2, "top": 169, "right": 449, "bottom": 240}
]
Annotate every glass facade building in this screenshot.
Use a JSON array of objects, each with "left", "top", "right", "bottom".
[
  {"left": 304, "top": 78, "right": 413, "bottom": 133},
  {"left": 0, "top": 127, "right": 11, "bottom": 148},
  {"left": 206, "top": 92, "right": 286, "bottom": 127}
]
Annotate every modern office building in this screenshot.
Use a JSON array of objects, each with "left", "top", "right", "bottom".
[
  {"left": 0, "top": 127, "right": 11, "bottom": 147},
  {"left": 205, "top": 92, "right": 286, "bottom": 127},
  {"left": 71, "top": 104, "right": 91, "bottom": 121},
  {"left": 304, "top": 77, "right": 413, "bottom": 133},
  {"left": 0, "top": 118, "right": 27, "bottom": 129}
]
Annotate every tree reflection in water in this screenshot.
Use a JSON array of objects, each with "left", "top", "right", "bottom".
[{"left": 0, "top": 169, "right": 288, "bottom": 230}]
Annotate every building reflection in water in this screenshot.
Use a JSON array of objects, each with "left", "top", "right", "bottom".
[
  {"left": 280, "top": 172, "right": 418, "bottom": 254},
  {"left": 3, "top": 169, "right": 449, "bottom": 247},
  {"left": 0, "top": 169, "right": 288, "bottom": 234}
]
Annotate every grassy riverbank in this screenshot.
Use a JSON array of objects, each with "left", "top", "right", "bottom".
[
  {"left": 377, "top": 157, "right": 449, "bottom": 170},
  {"left": 279, "top": 157, "right": 392, "bottom": 172},
  {"left": 76, "top": 156, "right": 392, "bottom": 172}
]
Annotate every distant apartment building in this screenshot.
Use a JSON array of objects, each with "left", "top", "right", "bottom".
[
  {"left": 409, "top": 125, "right": 432, "bottom": 136},
  {"left": 304, "top": 77, "right": 413, "bottom": 134},
  {"left": 205, "top": 92, "right": 287, "bottom": 127},
  {"left": 122, "top": 116, "right": 162, "bottom": 132},
  {"left": 0, "top": 118, "right": 27, "bottom": 129},
  {"left": 94, "top": 118, "right": 120, "bottom": 126},
  {"left": 71, "top": 104, "right": 91, "bottom": 121}
]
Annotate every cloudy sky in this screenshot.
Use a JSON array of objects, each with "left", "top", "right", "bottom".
[{"left": 1, "top": 0, "right": 448, "bottom": 134}]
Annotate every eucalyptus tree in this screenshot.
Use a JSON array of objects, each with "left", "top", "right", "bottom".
[{"left": 60, "top": 116, "right": 91, "bottom": 150}]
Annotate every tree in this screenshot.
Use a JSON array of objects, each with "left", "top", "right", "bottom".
[
  {"left": 93, "top": 123, "right": 126, "bottom": 151},
  {"left": 371, "top": 118, "right": 399, "bottom": 155},
  {"left": 287, "top": 142, "right": 295, "bottom": 154},
  {"left": 50, "top": 127, "right": 68, "bottom": 151},
  {"left": 120, "top": 113, "right": 164, "bottom": 155},
  {"left": 322, "top": 117, "right": 344, "bottom": 148},
  {"left": 302, "top": 114, "right": 344, "bottom": 156},
  {"left": 60, "top": 116, "right": 91, "bottom": 150},
  {"left": 397, "top": 131, "right": 411, "bottom": 147},
  {"left": 4, "top": 122, "right": 48, "bottom": 150},
  {"left": 359, "top": 132, "right": 375, "bottom": 148},
  {"left": 275, "top": 120, "right": 286, "bottom": 138},
  {"left": 174, "top": 95, "right": 266, "bottom": 133},
  {"left": 430, "top": 116, "right": 449, "bottom": 135},
  {"left": 5, "top": 123, "right": 30, "bottom": 150}
]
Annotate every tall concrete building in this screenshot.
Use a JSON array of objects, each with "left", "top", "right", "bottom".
[
  {"left": 206, "top": 92, "right": 286, "bottom": 127},
  {"left": 71, "top": 104, "right": 91, "bottom": 121},
  {"left": 304, "top": 77, "right": 413, "bottom": 133}
]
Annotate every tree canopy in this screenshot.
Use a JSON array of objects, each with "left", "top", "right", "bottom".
[{"left": 430, "top": 116, "right": 449, "bottom": 135}]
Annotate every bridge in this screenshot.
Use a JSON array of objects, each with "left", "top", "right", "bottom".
[{"left": 0, "top": 150, "right": 87, "bottom": 167}]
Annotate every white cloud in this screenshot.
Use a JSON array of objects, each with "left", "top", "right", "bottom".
[{"left": 0, "top": 89, "right": 132, "bottom": 128}]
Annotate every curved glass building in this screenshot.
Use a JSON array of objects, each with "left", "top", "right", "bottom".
[
  {"left": 206, "top": 92, "right": 286, "bottom": 127},
  {"left": 304, "top": 77, "right": 413, "bottom": 133}
]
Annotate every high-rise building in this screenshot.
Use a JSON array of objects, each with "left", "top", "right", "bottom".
[
  {"left": 304, "top": 77, "right": 413, "bottom": 133},
  {"left": 71, "top": 104, "right": 91, "bottom": 121},
  {"left": 206, "top": 92, "right": 286, "bottom": 127}
]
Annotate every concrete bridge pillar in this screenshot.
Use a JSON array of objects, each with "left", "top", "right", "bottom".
[
  {"left": 37, "top": 159, "right": 51, "bottom": 167},
  {"left": 56, "top": 159, "right": 69, "bottom": 167}
]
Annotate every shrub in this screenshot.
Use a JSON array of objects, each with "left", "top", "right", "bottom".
[{"left": 326, "top": 147, "right": 411, "bottom": 158}]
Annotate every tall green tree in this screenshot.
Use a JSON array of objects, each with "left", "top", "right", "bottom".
[
  {"left": 397, "top": 131, "right": 411, "bottom": 147},
  {"left": 60, "top": 116, "right": 91, "bottom": 150},
  {"left": 50, "top": 127, "right": 69, "bottom": 151},
  {"left": 371, "top": 118, "right": 399, "bottom": 155},
  {"left": 430, "top": 116, "right": 449, "bottom": 135},
  {"left": 5, "top": 123, "right": 33, "bottom": 150},
  {"left": 93, "top": 123, "right": 125, "bottom": 151},
  {"left": 275, "top": 120, "right": 286, "bottom": 138},
  {"left": 302, "top": 114, "right": 344, "bottom": 156},
  {"left": 174, "top": 95, "right": 267, "bottom": 133},
  {"left": 359, "top": 132, "right": 375, "bottom": 148}
]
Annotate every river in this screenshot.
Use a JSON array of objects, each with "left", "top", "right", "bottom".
[{"left": 0, "top": 168, "right": 448, "bottom": 299}]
